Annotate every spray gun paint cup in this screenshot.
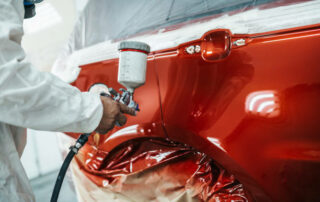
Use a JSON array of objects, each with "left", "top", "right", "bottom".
[{"left": 118, "top": 41, "right": 151, "bottom": 93}]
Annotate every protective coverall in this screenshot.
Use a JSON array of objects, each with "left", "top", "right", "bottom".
[{"left": 0, "top": 1, "right": 103, "bottom": 201}]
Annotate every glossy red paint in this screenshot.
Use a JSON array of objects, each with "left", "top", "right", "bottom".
[
  {"left": 201, "top": 29, "right": 232, "bottom": 62},
  {"left": 156, "top": 26, "right": 320, "bottom": 201},
  {"left": 245, "top": 90, "right": 280, "bottom": 118},
  {"left": 69, "top": 25, "right": 320, "bottom": 201}
]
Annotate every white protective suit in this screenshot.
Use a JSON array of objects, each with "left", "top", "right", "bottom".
[{"left": 0, "top": 1, "right": 103, "bottom": 201}]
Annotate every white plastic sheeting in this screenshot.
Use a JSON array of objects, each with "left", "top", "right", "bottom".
[{"left": 52, "top": 0, "right": 320, "bottom": 83}]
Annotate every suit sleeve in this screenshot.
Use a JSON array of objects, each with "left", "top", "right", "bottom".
[{"left": 0, "top": 1, "right": 103, "bottom": 133}]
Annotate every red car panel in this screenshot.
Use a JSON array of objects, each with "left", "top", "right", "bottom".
[
  {"left": 69, "top": 24, "right": 320, "bottom": 201},
  {"left": 155, "top": 26, "right": 320, "bottom": 201}
]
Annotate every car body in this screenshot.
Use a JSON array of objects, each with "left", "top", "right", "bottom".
[{"left": 57, "top": 1, "right": 320, "bottom": 201}]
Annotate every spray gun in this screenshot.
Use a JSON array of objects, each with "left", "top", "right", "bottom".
[
  {"left": 108, "top": 88, "right": 139, "bottom": 112},
  {"left": 50, "top": 41, "right": 150, "bottom": 202},
  {"left": 108, "top": 41, "right": 150, "bottom": 111}
]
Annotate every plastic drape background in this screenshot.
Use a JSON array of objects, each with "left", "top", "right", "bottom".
[{"left": 52, "top": 0, "right": 320, "bottom": 83}]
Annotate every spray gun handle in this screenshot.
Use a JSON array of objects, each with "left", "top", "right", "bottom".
[
  {"left": 101, "top": 88, "right": 139, "bottom": 126},
  {"left": 99, "top": 91, "right": 122, "bottom": 126},
  {"left": 108, "top": 88, "right": 120, "bottom": 101},
  {"left": 108, "top": 88, "right": 118, "bottom": 96}
]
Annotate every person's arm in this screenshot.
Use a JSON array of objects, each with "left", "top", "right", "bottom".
[{"left": 0, "top": 1, "right": 102, "bottom": 133}]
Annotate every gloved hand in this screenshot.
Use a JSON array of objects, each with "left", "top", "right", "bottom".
[{"left": 95, "top": 96, "right": 136, "bottom": 134}]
